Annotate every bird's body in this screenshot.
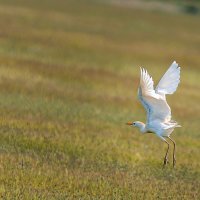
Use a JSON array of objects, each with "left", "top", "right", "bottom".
[
  {"left": 127, "top": 61, "right": 181, "bottom": 167},
  {"left": 137, "top": 119, "right": 180, "bottom": 136}
]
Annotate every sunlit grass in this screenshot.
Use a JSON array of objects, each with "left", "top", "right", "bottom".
[{"left": 0, "top": 0, "right": 199, "bottom": 199}]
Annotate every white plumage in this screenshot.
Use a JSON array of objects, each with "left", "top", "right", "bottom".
[{"left": 127, "top": 61, "right": 181, "bottom": 167}]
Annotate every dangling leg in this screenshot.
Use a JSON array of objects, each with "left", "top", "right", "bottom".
[
  {"left": 158, "top": 136, "right": 170, "bottom": 167},
  {"left": 163, "top": 140, "right": 170, "bottom": 167},
  {"left": 168, "top": 137, "right": 176, "bottom": 168}
]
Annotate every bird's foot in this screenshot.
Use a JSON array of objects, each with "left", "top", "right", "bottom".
[
  {"left": 163, "top": 157, "right": 169, "bottom": 166},
  {"left": 173, "top": 157, "right": 176, "bottom": 168}
]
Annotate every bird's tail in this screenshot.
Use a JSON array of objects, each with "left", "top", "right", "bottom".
[
  {"left": 170, "top": 120, "right": 181, "bottom": 128},
  {"left": 175, "top": 124, "right": 181, "bottom": 128}
]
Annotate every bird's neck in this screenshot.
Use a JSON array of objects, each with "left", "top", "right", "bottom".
[{"left": 138, "top": 122, "right": 146, "bottom": 133}]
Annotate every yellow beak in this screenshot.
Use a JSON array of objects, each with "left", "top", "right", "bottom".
[{"left": 126, "top": 122, "right": 133, "bottom": 125}]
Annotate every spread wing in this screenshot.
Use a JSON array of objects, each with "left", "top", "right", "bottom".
[
  {"left": 138, "top": 68, "right": 171, "bottom": 124},
  {"left": 155, "top": 61, "right": 180, "bottom": 95}
]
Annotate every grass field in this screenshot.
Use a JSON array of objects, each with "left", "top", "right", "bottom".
[{"left": 0, "top": 0, "right": 199, "bottom": 199}]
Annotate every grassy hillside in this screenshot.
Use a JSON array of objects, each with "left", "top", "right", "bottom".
[{"left": 0, "top": 0, "right": 199, "bottom": 199}]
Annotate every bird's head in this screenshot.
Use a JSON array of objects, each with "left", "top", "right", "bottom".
[
  {"left": 126, "top": 121, "right": 142, "bottom": 127},
  {"left": 126, "top": 121, "right": 136, "bottom": 127},
  {"left": 126, "top": 121, "right": 146, "bottom": 132}
]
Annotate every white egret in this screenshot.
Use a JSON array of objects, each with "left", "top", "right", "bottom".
[{"left": 127, "top": 61, "right": 181, "bottom": 167}]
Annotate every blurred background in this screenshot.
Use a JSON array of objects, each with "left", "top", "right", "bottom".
[{"left": 0, "top": 0, "right": 199, "bottom": 199}]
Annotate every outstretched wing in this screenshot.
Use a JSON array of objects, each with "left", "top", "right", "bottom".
[
  {"left": 138, "top": 68, "right": 171, "bottom": 124},
  {"left": 155, "top": 61, "right": 180, "bottom": 95}
]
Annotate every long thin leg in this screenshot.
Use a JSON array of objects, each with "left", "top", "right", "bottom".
[
  {"left": 158, "top": 136, "right": 170, "bottom": 167},
  {"left": 163, "top": 140, "right": 170, "bottom": 167},
  {"left": 168, "top": 137, "right": 176, "bottom": 168}
]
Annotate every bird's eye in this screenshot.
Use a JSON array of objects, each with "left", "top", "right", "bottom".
[{"left": 133, "top": 122, "right": 136, "bottom": 125}]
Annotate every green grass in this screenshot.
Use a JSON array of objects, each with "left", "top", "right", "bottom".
[{"left": 0, "top": 0, "right": 199, "bottom": 199}]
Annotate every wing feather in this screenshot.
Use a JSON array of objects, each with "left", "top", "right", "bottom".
[
  {"left": 155, "top": 61, "right": 180, "bottom": 95},
  {"left": 138, "top": 67, "right": 171, "bottom": 124}
]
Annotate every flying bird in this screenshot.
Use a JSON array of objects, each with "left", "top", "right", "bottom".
[{"left": 127, "top": 61, "right": 181, "bottom": 167}]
